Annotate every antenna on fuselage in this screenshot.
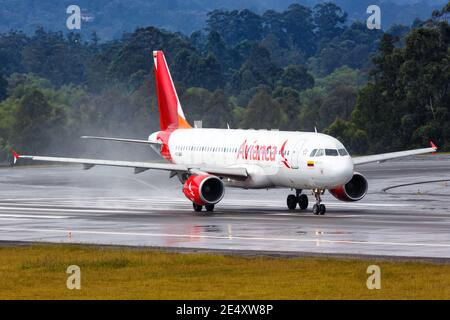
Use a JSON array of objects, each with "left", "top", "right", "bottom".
[
  {"left": 227, "top": 123, "right": 230, "bottom": 129},
  {"left": 314, "top": 126, "right": 318, "bottom": 133}
]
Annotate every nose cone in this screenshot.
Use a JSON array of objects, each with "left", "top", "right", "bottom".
[{"left": 329, "top": 157, "right": 354, "bottom": 186}]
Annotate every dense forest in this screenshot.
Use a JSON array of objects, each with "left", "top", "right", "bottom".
[
  {"left": 0, "top": 0, "right": 445, "bottom": 38},
  {"left": 0, "top": 2, "right": 449, "bottom": 162}
]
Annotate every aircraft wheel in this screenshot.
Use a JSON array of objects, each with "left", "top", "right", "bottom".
[
  {"left": 312, "top": 204, "right": 320, "bottom": 215},
  {"left": 287, "top": 194, "right": 297, "bottom": 210},
  {"left": 298, "top": 194, "right": 308, "bottom": 210},
  {"left": 193, "top": 203, "right": 203, "bottom": 212},
  {"left": 319, "top": 204, "right": 326, "bottom": 215},
  {"left": 205, "top": 204, "right": 215, "bottom": 212}
]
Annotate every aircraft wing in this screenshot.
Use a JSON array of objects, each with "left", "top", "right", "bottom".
[
  {"left": 352, "top": 142, "right": 437, "bottom": 165},
  {"left": 80, "top": 136, "right": 161, "bottom": 145},
  {"left": 12, "top": 152, "right": 248, "bottom": 180}
]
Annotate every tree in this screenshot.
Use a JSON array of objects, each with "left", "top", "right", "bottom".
[
  {"left": 203, "top": 90, "right": 233, "bottom": 128},
  {"left": 312, "top": 22, "right": 384, "bottom": 75},
  {"left": 277, "top": 65, "right": 315, "bottom": 93},
  {"left": 353, "top": 17, "right": 450, "bottom": 152},
  {"left": 319, "top": 84, "right": 358, "bottom": 125},
  {"left": 0, "top": 74, "right": 7, "bottom": 101},
  {"left": 273, "top": 87, "right": 301, "bottom": 131},
  {"left": 314, "top": 2, "right": 347, "bottom": 42},
  {"left": 180, "top": 87, "right": 212, "bottom": 124},
  {"left": 282, "top": 4, "right": 316, "bottom": 58},
  {"left": 296, "top": 66, "right": 360, "bottom": 132},
  {"left": 172, "top": 49, "right": 224, "bottom": 90},
  {"left": 230, "top": 45, "right": 281, "bottom": 93},
  {"left": 21, "top": 28, "right": 87, "bottom": 86},
  {"left": 298, "top": 86, "right": 326, "bottom": 131},
  {"left": 206, "top": 31, "right": 240, "bottom": 77},
  {"left": 206, "top": 9, "right": 263, "bottom": 46},
  {"left": 0, "top": 31, "right": 28, "bottom": 76},
  {"left": 13, "top": 89, "right": 57, "bottom": 153},
  {"left": 261, "top": 10, "right": 289, "bottom": 48},
  {"left": 240, "top": 88, "right": 285, "bottom": 129},
  {"left": 324, "top": 118, "right": 368, "bottom": 154},
  {"left": 107, "top": 27, "right": 195, "bottom": 90}
]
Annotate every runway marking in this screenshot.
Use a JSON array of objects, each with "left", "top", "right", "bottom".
[
  {"left": 213, "top": 216, "right": 292, "bottom": 221},
  {"left": 324, "top": 202, "right": 409, "bottom": 207},
  {"left": 0, "top": 206, "right": 132, "bottom": 214},
  {"left": 0, "top": 206, "right": 192, "bottom": 214},
  {"left": 1, "top": 227, "right": 450, "bottom": 249},
  {"left": 0, "top": 196, "right": 179, "bottom": 202},
  {"left": 383, "top": 179, "right": 450, "bottom": 192},
  {"left": 0, "top": 201, "right": 412, "bottom": 215},
  {"left": 0, "top": 197, "right": 412, "bottom": 208},
  {"left": 0, "top": 202, "right": 185, "bottom": 211},
  {"left": 361, "top": 167, "right": 450, "bottom": 172},
  {"left": 268, "top": 213, "right": 365, "bottom": 218},
  {"left": 0, "top": 214, "right": 70, "bottom": 219}
]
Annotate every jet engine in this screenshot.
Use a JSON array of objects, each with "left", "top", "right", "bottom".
[
  {"left": 182, "top": 175, "right": 225, "bottom": 205},
  {"left": 329, "top": 172, "right": 368, "bottom": 202}
]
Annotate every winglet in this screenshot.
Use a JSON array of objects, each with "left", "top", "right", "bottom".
[
  {"left": 430, "top": 140, "right": 437, "bottom": 151},
  {"left": 10, "top": 148, "right": 19, "bottom": 165}
]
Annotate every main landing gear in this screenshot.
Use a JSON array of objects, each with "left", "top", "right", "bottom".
[
  {"left": 286, "top": 189, "right": 309, "bottom": 211},
  {"left": 193, "top": 203, "right": 215, "bottom": 213},
  {"left": 312, "top": 188, "right": 326, "bottom": 215}
]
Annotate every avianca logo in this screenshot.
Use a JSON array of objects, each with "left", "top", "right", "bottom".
[
  {"left": 237, "top": 140, "right": 291, "bottom": 168},
  {"left": 280, "top": 140, "right": 291, "bottom": 169}
]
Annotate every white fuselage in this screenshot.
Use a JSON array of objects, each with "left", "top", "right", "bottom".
[{"left": 149, "top": 129, "right": 354, "bottom": 189}]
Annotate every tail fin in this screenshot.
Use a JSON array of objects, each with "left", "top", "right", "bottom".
[{"left": 153, "top": 50, "right": 191, "bottom": 131}]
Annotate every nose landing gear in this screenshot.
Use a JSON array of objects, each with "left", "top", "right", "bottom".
[{"left": 312, "top": 188, "right": 326, "bottom": 215}]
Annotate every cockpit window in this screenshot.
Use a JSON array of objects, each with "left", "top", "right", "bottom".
[
  {"left": 325, "top": 149, "right": 339, "bottom": 156},
  {"left": 315, "top": 149, "right": 325, "bottom": 157},
  {"left": 310, "top": 148, "right": 347, "bottom": 157}
]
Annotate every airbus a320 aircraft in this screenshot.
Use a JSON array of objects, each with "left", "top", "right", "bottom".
[{"left": 11, "top": 51, "right": 437, "bottom": 215}]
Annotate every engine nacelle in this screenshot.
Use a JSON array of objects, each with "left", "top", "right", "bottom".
[
  {"left": 182, "top": 175, "right": 225, "bottom": 205},
  {"left": 329, "top": 172, "right": 368, "bottom": 202}
]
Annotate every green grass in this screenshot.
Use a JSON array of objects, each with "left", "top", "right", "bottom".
[{"left": 0, "top": 245, "right": 449, "bottom": 299}]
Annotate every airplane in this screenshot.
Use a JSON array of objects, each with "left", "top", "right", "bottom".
[{"left": 10, "top": 50, "right": 438, "bottom": 215}]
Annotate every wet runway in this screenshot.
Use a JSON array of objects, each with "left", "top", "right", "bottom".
[{"left": 0, "top": 155, "right": 449, "bottom": 259}]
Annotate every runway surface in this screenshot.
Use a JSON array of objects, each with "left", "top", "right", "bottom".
[{"left": 0, "top": 155, "right": 449, "bottom": 259}]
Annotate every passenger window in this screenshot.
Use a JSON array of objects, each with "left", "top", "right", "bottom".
[
  {"left": 325, "top": 149, "right": 338, "bottom": 156},
  {"left": 315, "top": 149, "right": 325, "bottom": 157},
  {"left": 338, "top": 148, "right": 349, "bottom": 156},
  {"left": 310, "top": 149, "right": 317, "bottom": 157}
]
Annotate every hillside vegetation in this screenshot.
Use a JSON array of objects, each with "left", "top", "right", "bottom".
[{"left": 0, "top": 2, "right": 449, "bottom": 162}]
